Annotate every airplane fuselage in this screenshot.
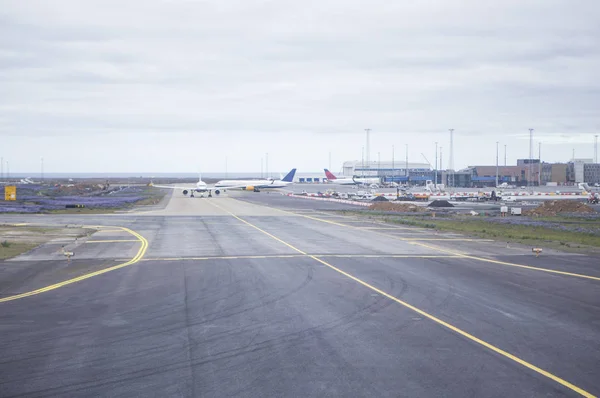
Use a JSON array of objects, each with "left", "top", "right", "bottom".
[
  {"left": 214, "top": 179, "right": 293, "bottom": 189},
  {"left": 329, "top": 177, "right": 380, "bottom": 185}
]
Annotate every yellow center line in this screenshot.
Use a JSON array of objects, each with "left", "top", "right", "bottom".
[
  {"left": 205, "top": 200, "right": 594, "bottom": 397},
  {"left": 409, "top": 241, "right": 600, "bottom": 282},
  {"left": 0, "top": 226, "right": 148, "bottom": 303}
]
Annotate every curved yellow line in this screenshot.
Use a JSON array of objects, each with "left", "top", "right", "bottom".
[{"left": 0, "top": 226, "right": 148, "bottom": 303}]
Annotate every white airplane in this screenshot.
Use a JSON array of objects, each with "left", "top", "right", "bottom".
[
  {"left": 324, "top": 169, "right": 380, "bottom": 186},
  {"left": 150, "top": 169, "right": 296, "bottom": 197},
  {"left": 215, "top": 168, "right": 296, "bottom": 191}
]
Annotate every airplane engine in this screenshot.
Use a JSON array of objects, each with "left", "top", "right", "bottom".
[
  {"left": 245, "top": 186, "right": 255, "bottom": 191},
  {"left": 214, "top": 189, "right": 221, "bottom": 195},
  {"left": 182, "top": 189, "right": 189, "bottom": 196}
]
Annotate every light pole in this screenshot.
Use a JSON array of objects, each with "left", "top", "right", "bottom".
[
  {"left": 448, "top": 129, "right": 454, "bottom": 187},
  {"left": 361, "top": 146, "right": 364, "bottom": 177},
  {"left": 261, "top": 158, "right": 263, "bottom": 178},
  {"left": 392, "top": 145, "right": 395, "bottom": 184},
  {"left": 440, "top": 146, "right": 443, "bottom": 186},
  {"left": 377, "top": 151, "right": 381, "bottom": 177},
  {"left": 365, "top": 128, "right": 371, "bottom": 172},
  {"left": 504, "top": 144, "right": 507, "bottom": 166},
  {"left": 434, "top": 142, "right": 438, "bottom": 188},
  {"left": 495, "top": 142, "right": 499, "bottom": 188},
  {"left": 538, "top": 142, "right": 542, "bottom": 186},
  {"left": 528, "top": 128, "right": 534, "bottom": 188},
  {"left": 405, "top": 144, "right": 408, "bottom": 179},
  {"left": 265, "top": 153, "right": 269, "bottom": 178}
]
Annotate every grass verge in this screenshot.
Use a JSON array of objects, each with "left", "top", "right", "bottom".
[
  {"left": 0, "top": 242, "right": 39, "bottom": 260},
  {"left": 342, "top": 211, "right": 600, "bottom": 252}
]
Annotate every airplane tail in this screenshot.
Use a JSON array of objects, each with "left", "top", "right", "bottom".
[
  {"left": 281, "top": 168, "right": 297, "bottom": 182},
  {"left": 324, "top": 169, "right": 337, "bottom": 180}
]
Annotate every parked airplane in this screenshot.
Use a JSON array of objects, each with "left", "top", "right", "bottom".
[
  {"left": 150, "top": 169, "right": 296, "bottom": 197},
  {"left": 324, "top": 169, "right": 380, "bottom": 186},
  {"left": 215, "top": 168, "right": 296, "bottom": 191}
]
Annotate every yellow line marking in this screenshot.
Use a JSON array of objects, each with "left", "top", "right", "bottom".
[
  {"left": 207, "top": 200, "right": 595, "bottom": 398},
  {"left": 286, "top": 211, "right": 600, "bottom": 282},
  {"left": 409, "top": 241, "right": 600, "bottom": 282},
  {"left": 94, "top": 229, "right": 127, "bottom": 233},
  {"left": 0, "top": 226, "right": 148, "bottom": 303},
  {"left": 85, "top": 239, "right": 141, "bottom": 243}
]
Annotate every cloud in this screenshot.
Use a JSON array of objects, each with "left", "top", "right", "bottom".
[{"left": 1, "top": 0, "right": 599, "bottom": 172}]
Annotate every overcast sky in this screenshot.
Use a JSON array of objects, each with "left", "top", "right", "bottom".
[{"left": 1, "top": 0, "right": 599, "bottom": 174}]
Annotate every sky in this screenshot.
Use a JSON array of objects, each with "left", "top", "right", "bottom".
[{"left": 1, "top": 0, "right": 599, "bottom": 174}]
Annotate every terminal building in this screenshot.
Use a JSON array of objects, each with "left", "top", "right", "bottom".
[
  {"left": 342, "top": 160, "right": 434, "bottom": 184},
  {"left": 295, "top": 158, "right": 600, "bottom": 187},
  {"left": 457, "top": 158, "right": 600, "bottom": 188}
]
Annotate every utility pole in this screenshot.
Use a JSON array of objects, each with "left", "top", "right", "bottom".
[
  {"left": 448, "top": 129, "right": 454, "bottom": 187},
  {"left": 504, "top": 144, "right": 507, "bottom": 166},
  {"left": 435, "top": 142, "right": 438, "bottom": 188},
  {"left": 528, "top": 128, "right": 534, "bottom": 187},
  {"left": 365, "top": 128, "right": 371, "bottom": 173}
]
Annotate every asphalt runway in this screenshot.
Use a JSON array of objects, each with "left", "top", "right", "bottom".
[{"left": 1, "top": 192, "right": 599, "bottom": 397}]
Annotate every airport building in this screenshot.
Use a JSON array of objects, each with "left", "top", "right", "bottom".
[
  {"left": 308, "top": 158, "right": 600, "bottom": 187},
  {"left": 461, "top": 158, "right": 600, "bottom": 187},
  {"left": 342, "top": 160, "right": 434, "bottom": 184}
]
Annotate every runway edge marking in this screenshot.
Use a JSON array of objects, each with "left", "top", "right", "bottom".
[
  {"left": 0, "top": 226, "right": 148, "bottom": 303},
  {"left": 205, "top": 200, "right": 595, "bottom": 398}
]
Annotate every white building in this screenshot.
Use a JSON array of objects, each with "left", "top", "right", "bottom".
[
  {"left": 342, "top": 160, "right": 431, "bottom": 177},
  {"left": 572, "top": 158, "right": 593, "bottom": 183}
]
